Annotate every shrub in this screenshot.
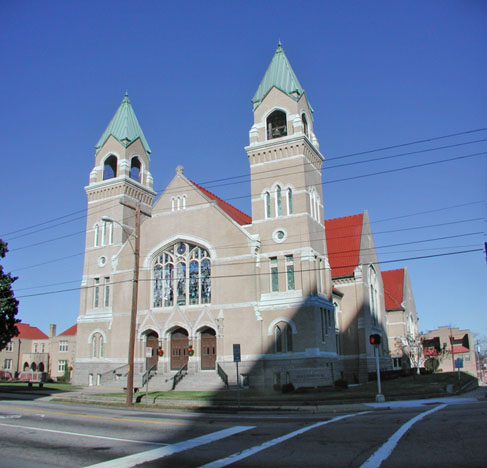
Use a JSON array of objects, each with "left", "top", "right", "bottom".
[{"left": 281, "top": 383, "right": 295, "bottom": 393}]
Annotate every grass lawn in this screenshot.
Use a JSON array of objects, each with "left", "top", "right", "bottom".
[
  {"left": 115, "top": 371, "right": 477, "bottom": 405},
  {"left": 0, "top": 382, "right": 82, "bottom": 392}
]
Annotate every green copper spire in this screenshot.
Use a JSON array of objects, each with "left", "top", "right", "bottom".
[
  {"left": 252, "top": 42, "right": 306, "bottom": 107},
  {"left": 95, "top": 93, "right": 151, "bottom": 155}
]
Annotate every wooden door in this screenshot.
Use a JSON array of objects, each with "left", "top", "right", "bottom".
[
  {"left": 201, "top": 331, "right": 216, "bottom": 370},
  {"left": 171, "top": 335, "right": 189, "bottom": 370},
  {"left": 146, "top": 335, "right": 159, "bottom": 370}
]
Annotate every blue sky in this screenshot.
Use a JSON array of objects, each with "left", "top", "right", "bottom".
[{"left": 1, "top": 1, "right": 486, "bottom": 341}]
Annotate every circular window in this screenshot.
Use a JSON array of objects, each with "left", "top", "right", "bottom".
[
  {"left": 177, "top": 243, "right": 186, "bottom": 254},
  {"left": 273, "top": 229, "right": 287, "bottom": 243},
  {"left": 98, "top": 256, "right": 107, "bottom": 267}
]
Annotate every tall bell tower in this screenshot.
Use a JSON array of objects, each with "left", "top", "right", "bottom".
[
  {"left": 246, "top": 43, "right": 331, "bottom": 298},
  {"left": 76, "top": 94, "right": 156, "bottom": 381}
]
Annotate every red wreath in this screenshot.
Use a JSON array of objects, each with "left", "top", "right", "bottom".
[
  {"left": 157, "top": 348, "right": 164, "bottom": 357},
  {"left": 188, "top": 346, "right": 194, "bottom": 357}
]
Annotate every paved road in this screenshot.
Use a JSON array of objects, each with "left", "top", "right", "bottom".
[{"left": 0, "top": 396, "right": 485, "bottom": 467}]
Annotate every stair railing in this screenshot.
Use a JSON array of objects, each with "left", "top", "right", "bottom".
[
  {"left": 100, "top": 364, "right": 129, "bottom": 384},
  {"left": 142, "top": 363, "right": 157, "bottom": 387},
  {"left": 172, "top": 363, "right": 188, "bottom": 390},
  {"left": 217, "top": 363, "right": 229, "bottom": 389}
]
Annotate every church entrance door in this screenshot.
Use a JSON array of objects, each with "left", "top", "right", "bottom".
[
  {"left": 201, "top": 328, "right": 216, "bottom": 370},
  {"left": 145, "top": 331, "right": 159, "bottom": 370},
  {"left": 171, "top": 328, "right": 189, "bottom": 370}
]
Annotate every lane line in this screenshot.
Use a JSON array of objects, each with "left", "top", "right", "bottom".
[
  {"left": 200, "top": 411, "right": 370, "bottom": 468},
  {"left": 85, "top": 426, "right": 255, "bottom": 468},
  {"left": 0, "top": 405, "right": 187, "bottom": 427},
  {"left": 360, "top": 404, "right": 447, "bottom": 468},
  {"left": 0, "top": 421, "right": 168, "bottom": 446}
]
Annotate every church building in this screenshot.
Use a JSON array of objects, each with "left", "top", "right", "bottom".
[{"left": 73, "top": 43, "right": 390, "bottom": 389}]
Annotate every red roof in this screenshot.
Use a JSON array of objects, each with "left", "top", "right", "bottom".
[
  {"left": 59, "top": 324, "right": 77, "bottom": 336},
  {"left": 190, "top": 180, "right": 252, "bottom": 226},
  {"left": 15, "top": 323, "right": 48, "bottom": 340},
  {"left": 325, "top": 214, "right": 363, "bottom": 278},
  {"left": 453, "top": 345, "right": 470, "bottom": 354},
  {"left": 382, "top": 269, "right": 405, "bottom": 310}
]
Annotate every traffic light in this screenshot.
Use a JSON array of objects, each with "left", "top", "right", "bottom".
[{"left": 370, "top": 334, "right": 381, "bottom": 345}]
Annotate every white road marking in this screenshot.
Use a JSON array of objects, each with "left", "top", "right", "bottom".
[
  {"left": 86, "top": 425, "right": 255, "bottom": 468},
  {"left": 200, "top": 412, "right": 370, "bottom": 468},
  {"left": 0, "top": 422, "right": 168, "bottom": 446},
  {"left": 360, "top": 403, "right": 447, "bottom": 468},
  {"left": 0, "top": 414, "right": 21, "bottom": 419}
]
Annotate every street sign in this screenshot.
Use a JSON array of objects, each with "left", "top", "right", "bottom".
[
  {"left": 233, "top": 344, "right": 241, "bottom": 362},
  {"left": 145, "top": 347, "right": 153, "bottom": 358},
  {"left": 455, "top": 358, "right": 463, "bottom": 369}
]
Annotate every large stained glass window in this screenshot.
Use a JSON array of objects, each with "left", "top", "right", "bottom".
[{"left": 153, "top": 242, "right": 211, "bottom": 307}]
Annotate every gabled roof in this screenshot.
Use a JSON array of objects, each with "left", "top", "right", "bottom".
[
  {"left": 325, "top": 213, "right": 364, "bottom": 278},
  {"left": 95, "top": 93, "right": 151, "bottom": 155},
  {"left": 189, "top": 180, "right": 252, "bottom": 226},
  {"left": 252, "top": 42, "right": 306, "bottom": 107},
  {"left": 382, "top": 269, "right": 405, "bottom": 311},
  {"left": 59, "top": 324, "right": 77, "bottom": 337},
  {"left": 15, "top": 323, "right": 48, "bottom": 340}
]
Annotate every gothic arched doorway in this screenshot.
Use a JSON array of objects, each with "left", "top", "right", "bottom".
[
  {"left": 144, "top": 330, "right": 159, "bottom": 371},
  {"left": 200, "top": 327, "right": 216, "bottom": 370},
  {"left": 171, "top": 328, "right": 189, "bottom": 370}
]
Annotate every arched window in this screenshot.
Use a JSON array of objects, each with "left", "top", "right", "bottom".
[
  {"left": 287, "top": 188, "right": 293, "bottom": 215},
  {"left": 92, "top": 336, "right": 97, "bottom": 358},
  {"left": 276, "top": 185, "right": 282, "bottom": 217},
  {"left": 94, "top": 224, "right": 100, "bottom": 247},
  {"left": 302, "top": 113, "right": 308, "bottom": 136},
  {"left": 92, "top": 332, "right": 105, "bottom": 358},
  {"left": 99, "top": 335, "right": 104, "bottom": 358},
  {"left": 274, "top": 322, "right": 293, "bottom": 353},
  {"left": 265, "top": 192, "right": 271, "bottom": 218},
  {"left": 130, "top": 157, "right": 141, "bottom": 182},
  {"left": 23, "top": 362, "right": 29, "bottom": 370},
  {"left": 153, "top": 242, "right": 211, "bottom": 307},
  {"left": 266, "top": 110, "right": 287, "bottom": 139},
  {"left": 103, "top": 155, "right": 117, "bottom": 180},
  {"left": 31, "top": 362, "right": 37, "bottom": 371}
]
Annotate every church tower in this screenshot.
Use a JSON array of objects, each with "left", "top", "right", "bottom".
[
  {"left": 246, "top": 43, "right": 332, "bottom": 299},
  {"left": 76, "top": 94, "right": 156, "bottom": 383}
]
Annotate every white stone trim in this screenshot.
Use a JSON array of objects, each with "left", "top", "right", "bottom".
[{"left": 267, "top": 317, "right": 297, "bottom": 335}]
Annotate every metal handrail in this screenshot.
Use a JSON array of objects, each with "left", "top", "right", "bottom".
[
  {"left": 217, "top": 363, "right": 229, "bottom": 389},
  {"left": 100, "top": 364, "right": 129, "bottom": 384},
  {"left": 142, "top": 363, "right": 157, "bottom": 387},
  {"left": 172, "top": 363, "right": 188, "bottom": 390}
]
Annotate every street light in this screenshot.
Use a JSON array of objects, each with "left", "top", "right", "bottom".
[{"left": 102, "top": 207, "right": 140, "bottom": 406}]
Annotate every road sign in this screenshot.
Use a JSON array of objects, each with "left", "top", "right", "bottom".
[
  {"left": 233, "top": 344, "right": 241, "bottom": 362},
  {"left": 145, "top": 347, "right": 153, "bottom": 358},
  {"left": 455, "top": 358, "right": 463, "bottom": 369}
]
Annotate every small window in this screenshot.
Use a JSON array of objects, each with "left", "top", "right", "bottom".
[
  {"left": 276, "top": 185, "right": 282, "bottom": 217},
  {"left": 5, "top": 342, "right": 13, "bottom": 352},
  {"left": 103, "top": 155, "right": 117, "bottom": 180},
  {"left": 4, "top": 359, "right": 12, "bottom": 370},
  {"left": 130, "top": 157, "right": 141, "bottom": 182},
  {"left": 265, "top": 192, "right": 271, "bottom": 218},
  {"left": 302, "top": 113, "right": 308, "bottom": 136},
  {"left": 59, "top": 340, "right": 68, "bottom": 352},
  {"left": 58, "top": 360, "right": 67, "bottom": 372},
  {"left": 266, "top": 110, "right": 287, "bottom": 139},
  {"left": 275, "top": 326, "right": 282, "bottom": 353},
  {"left": 275, "top": 322, "right": 293, "bottom": 353},
  {"left": 321, "top": 308, "right": 333, "bottom": 341},
  {"left": 104, "top": 277, "right": 110, "bottom": 307},
  {"left": 94, "top": 278, "right": 100, "bottom": 308},
  {"left": 286, "top": 255, "right": 295, "bottom": 291},
  {"left": 287, "top": 188, "right": 293, "bottom": 215},
  {"left": 270, "top": 257, "right": 279, "bottom": 292}
]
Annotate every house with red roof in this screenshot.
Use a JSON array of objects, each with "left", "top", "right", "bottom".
[
  {"left": 382, "top": 268, "right": 420, "bottom": 370},
  {"left": 1, "top": 323, "right": 78, "bottom": 380},
  {"left": 0, "top": 323, "right": 49, "bottom": 375},
  {"left": 325, "top": 211, "right": 392, "bottom": 383},
  {"left": 422, "top": 326, "right": 477, "bottom": 375}
]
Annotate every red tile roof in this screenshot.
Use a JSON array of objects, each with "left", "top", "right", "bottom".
[
  {"left": 59, "top": 324, "right": 77, "bottom": 336},
  {"left": 325, "top": 214, "right": 363, "bottom": 278},
  {"left": 190, "top": 180, "right": 252, "bottom": 226},
  {"left": 15, "top": 323, "right": 48, "bottom": 340},
  {"left": 382, "top": 269, "right": 405, "bottom": 311},
  {"left": 453, "top": 345, "right": 470, "bottom": 354}
]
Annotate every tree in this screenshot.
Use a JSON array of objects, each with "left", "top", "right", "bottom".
[
  {"left": 396, "top": 333, "right": 424, "bottom": 374},
  {"left": 0, "top": 239, "right": 20, "bottom": 351}
]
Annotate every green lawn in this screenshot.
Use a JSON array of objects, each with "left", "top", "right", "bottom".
[{"left": 0, "top": 382, "right": 82, "bottom": 392}]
